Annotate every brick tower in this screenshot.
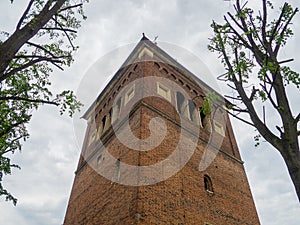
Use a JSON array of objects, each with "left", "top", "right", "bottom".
[{"left": 63, "top": 36, "right": 260, "bottom": 225}]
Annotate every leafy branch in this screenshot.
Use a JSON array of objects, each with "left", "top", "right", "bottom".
[{"left": 0, "top": 0, "right": 88, "bottom": 204}]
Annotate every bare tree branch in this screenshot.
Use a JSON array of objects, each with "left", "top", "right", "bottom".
[
  {"left": 51, "top": 16, "right": 76, "bottom": 49},
  {"left": 224, "top": 95, "right": 241, "bottom": 101},
  {"left": 224, "top": 16, "right": 252, "bottom": 49},
  {"left": 249, "top": 86, "right": 258, "bottom": 102},
  {"left": 59, "top": 3, "right": 83, "bottom": 13},
  {"left": 226, "top": 109, "right": 255, "bottom": 127},
  {"left": 16, "top": 0, "right": 35, "bottom": 30},
  {"left": 278, "top": 58, "right": 294, "bottom": 64},
  {"left": 259, "top": 83, "right": 278, "bottom": 109},
  {"left": 0, "top": 57, "right": 62, "bottom": 83},
  {"left": 260, "top": 0, "right": 275, "bottom": 55},
  {"left": 2, "top": 136, "right": 24, "bottom": 155},
  {"left": 41, "top": 27, "right": 77, "bottom": 33},
  {"left": 0, "top": 96, "right": 59, "bottom": 106},
  {"left": 269, "top": 3, "right": 288, "bottom": 44}
]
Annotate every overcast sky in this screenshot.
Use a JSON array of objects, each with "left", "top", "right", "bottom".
[{"left": 0, "top": 1, "right": 300, "bottom": 225}]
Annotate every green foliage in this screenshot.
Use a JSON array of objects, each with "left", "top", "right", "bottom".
[
  {"left": 208, "top": 0, "right": 299, "bottom": 111},
  {"left": 281, "top": 66, "right": 300, "bottom": 88},
  {"left": 0, "top": 0, "right": 88, "bottom": 205},
  {"left": 200, "top": 93, "right": 220, "bottom": 116}
]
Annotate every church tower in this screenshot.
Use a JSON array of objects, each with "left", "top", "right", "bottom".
[{"left": 63, "top": 36, "right": 260, "bottom": 225}]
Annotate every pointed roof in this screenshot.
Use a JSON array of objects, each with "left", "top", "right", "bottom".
[{"left": 83, "top": 34, "right": 222, "bottom": 119}]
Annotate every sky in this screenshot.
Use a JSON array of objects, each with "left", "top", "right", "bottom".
[{"left": 0, "top": 0, "right": 300, "bottom": 224}]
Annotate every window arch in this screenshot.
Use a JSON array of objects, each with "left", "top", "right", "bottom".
[
  {"left": 176, "top": 92, "right": 185, "bottom": 114},
  {"left": 102, "top": 114, "right": 111, "bottom": 133},
  {"left": 204, "top": 175, "right": 214, "bottom": 193},
  {"left": 188, "top": 99, "right": 197, "bottom": 121},
  {"left": 199, "top": 108, "right": 212, "bottom": 132}
]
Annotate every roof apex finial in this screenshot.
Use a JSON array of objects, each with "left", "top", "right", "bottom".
[{"left": 141, "top": 32, "right": 149, "bottom": 41}]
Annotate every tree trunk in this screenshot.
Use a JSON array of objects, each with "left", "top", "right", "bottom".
[{"left": 281, "top": 143, "right": 300, "bottom": 202}]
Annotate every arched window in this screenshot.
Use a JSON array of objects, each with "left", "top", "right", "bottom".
[
  {"left": 102, "top": 114, "right": 111, "bottom": 133},
  {"left": 176, "top": 92, "right": 185, "bottom": 114},
  {"left": 101, "top": 116, "right": 107, "bottom": 134},
  {"left": 199, "top": 108, "right": 212, "bottom": 132},
  {"left": 204, "top": 175, "right": 214, "bottom": 193},
  {"left": 97, "top": 120, "right": 103, "bottom": 137},
  {"left": 109, "top": 108, "right": 113, "bottom": 121},
  {"left": 188, "top": 99, "right": 197, "bottom": 121}
]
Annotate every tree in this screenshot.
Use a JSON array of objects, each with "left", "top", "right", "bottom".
[
  {"left": 0, "top": 0, "right": 88, "bottom": 205},
  {"left": 208, "top": 0, "right": 300, "bottom": 201}
]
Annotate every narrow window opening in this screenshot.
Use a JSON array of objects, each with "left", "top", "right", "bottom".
[
  {"left": 109, "top": 108, "right": 113, "bottom": 118},
  {"left": 188, "top": 100, "right": 196, "bottom": 121},
  {"left": 200, "top": 110, "right": 205, "bottom": 127},
  {"left": 161, "top": 68, "right": 168, "bottom": 75},
  {"left": 102, "top": 116, "right": 106, "bottom": 132},
  {"left": 178, "top": 79, "right": 184, "bottom": 86},
  {"left": 109, "top": 107, "right": 114, "bottom": 124},
  {"left": 97, "top": 120, "right": 104, "bottom": 137},
  {"left": 154, "top": 62, "right": 160, "bottom": 69},
  {"left": 102, "top": 114, "right": 111, "bottom": 133},
  {"left": 200, "top": 109, "right": 212, "bottom": 132},
  {"left": 176, "top": 92, "right": 185, "bottom": 114},
  {"left": 204, "top": 175, "right": 214, "bottom": 193},
  {"left": 122, "top": 78, "right": 127, "bottom": 85}
]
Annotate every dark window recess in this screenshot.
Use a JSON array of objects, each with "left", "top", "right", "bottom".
[
  {"left": 102, "top": 116, "right": 106, "bottom": 130},
  {"left": 109, "top": 108, "right": 113, "bottom": 119},
  {"left": 200, "top": 109, "right": 206, "bottom": 127},
  {"left": 188, "top": 99, "right": 196, "bottom": 121},
  {"left": 176, "top": 92, "right": 185, "bottom": 114},
  {"left": 204, "top": 175, "right": 214, "bottom": 193}
]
